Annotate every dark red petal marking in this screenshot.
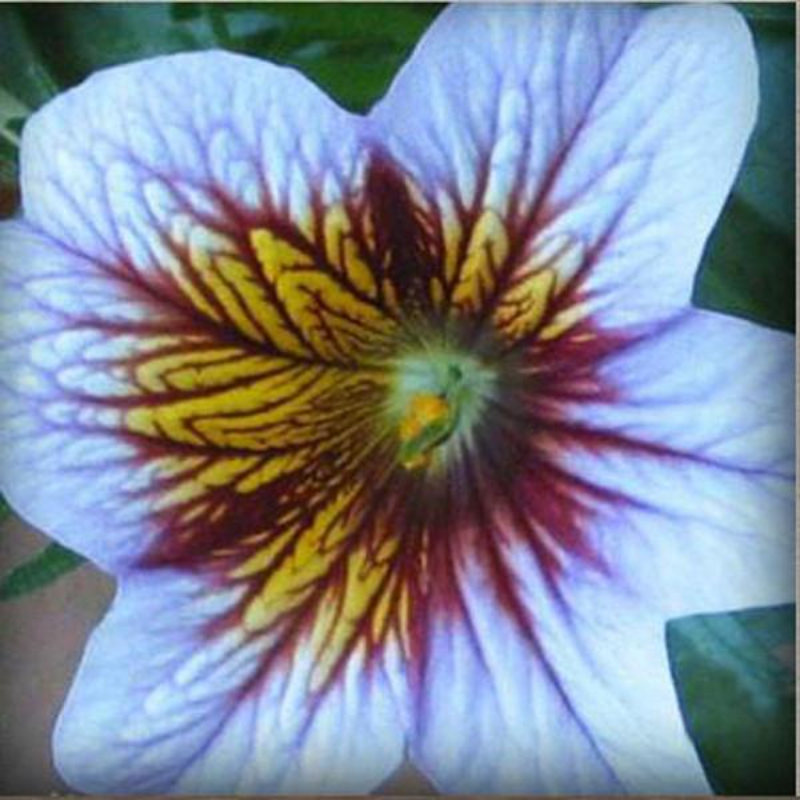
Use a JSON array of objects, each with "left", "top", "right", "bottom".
[{"left": 24, "top": 145, "right": 690, "bottom": 705}]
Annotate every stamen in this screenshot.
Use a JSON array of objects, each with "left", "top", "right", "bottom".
[
  {"left": 393, "top": 353, "right": 490, "bottom": 471},
  {"left": 399, "top": 393, "right": 458, "bottom": 470}
]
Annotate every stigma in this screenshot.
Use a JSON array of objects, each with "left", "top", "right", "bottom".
[
  {"left": 389, "top": 344, "right": 496, "bottom": 472},
  {"left": 399, "top": 392, "right": 459, "bottom": 470}
]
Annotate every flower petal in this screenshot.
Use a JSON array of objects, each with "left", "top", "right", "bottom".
[
  {"left": 55, "top": 570, "right": 407, "bottom": 792},
  {"left": 371, "top": 4, "right": 757, "bottom": 332},
  {"left": 409, "top": 564, "right": 626, "bottom": 793},
  {"left": 0, "top": 51, "right": 410, "bottom": 570},
  {"left": 560, "top": 308, "right": 794, "bottom": 618},
  {"left": 411, "top": 308, "right": 793, "bottom": 793},
  {"left": 0, "top": 221, "right": 160, "bottom": 568},
  {"left": 19, "top": 51, "right": 406, "bottom": 364},
  {"left": 425, "top": 549, "right": 712, "bottom": 794},
  {"left": 0, "top": 220, "right": 393, "bottom": 572}
]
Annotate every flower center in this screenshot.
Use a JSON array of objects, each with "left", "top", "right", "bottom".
[{"left": 389, "top": 347, "right": 496, "bottom": 471}]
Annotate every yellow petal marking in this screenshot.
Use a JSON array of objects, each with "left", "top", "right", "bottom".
[
  {"left": 323, "top": 203, "right": 379, "bottom": 298},
  {"left": 430, "top": 277, "right": 446, "bottom": 311},
  {"left": 135, "top": 347, "right": 280, "bottom": 393},
  {"left": 151, "top": 455, "right": 262, "bottom": 512},
  {"left": 233, "top": 448, "right": 311, "bottom": 494},
  {"left": 168, "top": 221, "right": 310, "bottom": 358},
  {"left": 437, "top": 190, "right": 462, "bottom": 287},
  {"left": 187, "top": 228, "right": 276, "bottom": 347},
  {"left": 241, "top": 484, "right": 362, "bottom": 632},
  {"left": 230, "top": 525, "right": 301, "bottom": 580},
  {"left": 252, "top": 227, "right": 397, "bottom": 362},
  {"left": 308, "top": 531, "right": 400, "bottom": 691},
  {"left": 452, "top": 208, "right": 510, "bottom": 314},
  {"left": 493, "top": 234, "right": 588, "bottom": 346},
  {"left": 126, "top": 363, "right": 380, "bottom": 451},
  {"left": 214, "top": 254, "right": 310, "bottom": 357},
  {"left": 161, "top": 241, "right": 225, "bottom": 324},
  {"left": 492, "top": 269, "right": 556, "bottom": 343},
  {"left": 539, "top": 303, "right": 589, "bottom": 341},
  {"left": 381, "top": 278, "right": 401, "bottom": 316}
]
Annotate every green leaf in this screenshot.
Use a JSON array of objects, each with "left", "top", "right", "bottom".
[
  {"left": 0, "top": 5, "right": 60, "bottom": 106},
  {"left": 0, "top": 542, "right": 86, "bottom": 601},
  {"left": 7, "top": 3, "right": 442, "bottom": 113},
  {"left": 694, "top": 195, "right": 794, "bottom": 331},
  {"left": 736, "top": 12, "right": 795, "bottom": 239},
  {"left": 226, "top": 3, "right": 442, "bottom": 111},
  {"left": 0, "top": 135, "right": 18, "bottom": 164},
  {"left": 737, "top": 2, "right": 796, "bottom": 28},
  {"left": 667, "top": 604, "right": 796, "bottom": 795},
  {"left": 694, "top": 8, "right": 795, "bottom": 330},
  {"left": 169, "top": 2, "right": 203, "bottom": 23},
  {"left": 10, "top": 3, "right": 220, "bottom": 89},
  {"left": 5, "top": 115, "right": 26, "bottom": 138}
]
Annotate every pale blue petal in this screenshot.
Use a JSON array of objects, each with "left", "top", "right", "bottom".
[
  {"left": 0, "top": 221, "right": 165, "bottom": 570},
  {"left": 500, "top": 312, "right": 793, "bottom": 792},
  {"left": 410, "top": 565, "right": 626, "bottom": 794},
  {"left": 565, "top": 309, "right": 794, "bottom": 619},
  {"left": 371, "top": 3, "right": 757, "bottom": 325},
  {"left": 20, "top": 50, "right": 365, "bottom": 275},
  {"left": 502, "top": 542, "right": 713, "bottom": 794},
  {"left": 411, "top": 309, "right": 793, "bottom": 794},
  {"left": 55, "top": 571, "right": 407, "bottom": 793}
]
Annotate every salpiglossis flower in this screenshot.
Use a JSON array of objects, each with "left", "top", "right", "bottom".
[{"left": 0, "top": 3, "right": 794, "bottom": 794}]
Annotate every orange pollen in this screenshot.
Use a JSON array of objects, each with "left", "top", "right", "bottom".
[{"left": 399, "top": 393, "right": 451, "bottom": 443}]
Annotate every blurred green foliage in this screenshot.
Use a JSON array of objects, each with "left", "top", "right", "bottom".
[
  {"left": 0, "top": 541, "right": 85, "bottom": 601},
  {"left": 0, "top": 3, "right": 442, "bottom": 112},
  {"left": 668, "top": 605, "right": 796, "bottom": 795}
]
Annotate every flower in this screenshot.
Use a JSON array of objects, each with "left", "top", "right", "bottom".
[{"left": 0, "top": 2, "right": 793, "bottom": 794}]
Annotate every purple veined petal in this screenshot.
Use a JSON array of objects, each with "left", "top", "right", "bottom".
[
  {"left": 422, "top": 547, "right": 713, "bottom": 794},
  {"left": 0, "top": 221, "right": 163, "bottom": 569},
  {"left": 0, "top": 52, "right": 416, "bottom": 792},
  {"left": 21, "top": 51, "right": 363, "bottom": 271},
  {"left": 54, "top": 570, "right": 408, "bottom": 793},
  {"left": 0, "top": 50, "right": 405, "bottom": 572},
  {"left": 558, "top": 308, "right": 795, "bottom": 619},
  {"left": 370, "top": 3, "right": 758, "bottom": 332},
  {"left": 409, "top": 563, "right": 627, "bottom": 794},
  {"left": 409, "top": 307, "right": 793, "bottom": 793}
]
